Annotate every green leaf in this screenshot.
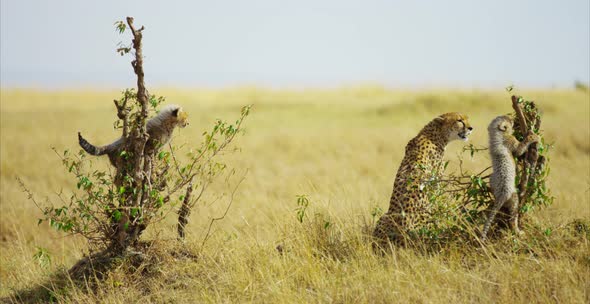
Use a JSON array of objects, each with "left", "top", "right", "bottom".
[
  {"left": 158, "top": 151, "right": 169, "bottom": 160},
  {"left": 33, "top": 247, "right": 51, "bottom": 269},
  {"left": 156, "top": 196, "right": 164, "bottom": 207},
  {"left": 113, "top": 210, "right": 122, "bottom": 222},
  {"left": 543, "top": 228, "right": 552, "bottom": 236},
  {"left": 114, "top": 21, "right": 126, "bottom": 34}
]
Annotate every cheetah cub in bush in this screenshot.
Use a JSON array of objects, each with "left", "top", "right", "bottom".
[
  {"left": 78, "top": 104, "right": 189, "bottom": 166},
  {"left": 482, "top": 115, "right": 539, "bottom": 240}
]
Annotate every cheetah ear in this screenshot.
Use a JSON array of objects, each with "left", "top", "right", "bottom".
[
  {"left": 171, "top": 108, "right": 179, "bottom": 117},
  {"left": 433, "top": 117, "right": 445, "bottom": 124},
  {"left": 497, "top": 121, "right": 508, "bottom": 132}
]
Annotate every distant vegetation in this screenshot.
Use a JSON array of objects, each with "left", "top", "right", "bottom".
[{"left": 574, "top": 80, "right": 589, "bottom": 92}]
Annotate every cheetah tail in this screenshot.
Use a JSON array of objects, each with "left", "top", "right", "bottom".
[{"left": 78, "top": 132, "right": 105, "bottom": 156}]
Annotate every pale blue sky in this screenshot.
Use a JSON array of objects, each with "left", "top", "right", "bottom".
[{"left": 1, "top": 0, "right": 588, "bottom": 88}]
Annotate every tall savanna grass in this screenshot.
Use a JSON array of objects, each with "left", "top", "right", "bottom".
[{"left": 0, "top": 87, "right": 588, "bottom": 303}]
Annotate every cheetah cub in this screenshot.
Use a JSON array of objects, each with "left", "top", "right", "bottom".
[
  {"left": 482, "top": 115, "right": 539, "bottom": 240},
  {"left": 78, "top": 104, "right": 189, "bottom": 166}
]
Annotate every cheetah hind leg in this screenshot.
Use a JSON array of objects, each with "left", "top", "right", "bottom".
[
  {"left": 372, "top": 214, "right": 404, "bottom": 252},
  {"left": 481, "top": 197, "right": 506, "bottom": 241},
  {"left": 507, "top": 192, "right": 524, "bottom": 236}
]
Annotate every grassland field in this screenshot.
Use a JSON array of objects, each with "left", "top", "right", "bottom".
[{"left": 0, "top": 87, "right": 588, "bottom": 303}]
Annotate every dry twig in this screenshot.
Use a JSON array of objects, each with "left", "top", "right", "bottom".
[{"left": 200, "top": 171, "right": 248, "bottom": 250}]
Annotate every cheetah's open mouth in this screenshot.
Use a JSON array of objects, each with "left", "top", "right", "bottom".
[{"left": 458, "top": 130, "right": 471, "bottom": 141}]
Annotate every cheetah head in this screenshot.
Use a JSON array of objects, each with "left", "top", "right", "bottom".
[
  {"left": 170, "top": 106, "right": 189, "bottom": 128},
  {"left": 434, "top": 112, "right": 473, "bottom": 142},
  {"left": 488, "top": 115, "right": 513, "bottom": 134}
]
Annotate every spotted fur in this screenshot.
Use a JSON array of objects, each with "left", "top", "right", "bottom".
[
  {"left": 481, "top": 115, "right": 538, "bottom": 240},
  {"left": 373, "top": 112, "right": 473, "bottom": 249},
  {"left": 78, "top": 104, "right": 189, "bottom": 166}
]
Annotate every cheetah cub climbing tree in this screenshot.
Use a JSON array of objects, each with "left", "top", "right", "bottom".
[
  {"left": 21, "top": 17, "right": 251, "bottom": 259},
  {"left": 485, "top": 94, "right": 552, "bottom": 236}
]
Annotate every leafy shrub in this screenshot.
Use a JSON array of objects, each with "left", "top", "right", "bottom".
[{"left": 19, "top": 17, "right": 251, "bottom": 256}]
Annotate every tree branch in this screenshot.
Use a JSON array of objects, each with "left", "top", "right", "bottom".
[
  {"left": 126, "top": 17, "right": 148, "bottom": 121},
  {"left": 177, "top": 177, "right": 195, "bottom": 240},
  {"left": 200, "top": 170, "right": 247, "bottom": 250},
  {"left": 126, "top": 16, "right": 149, "bottom": 187},
  {"left": 113, "top": 94, "right": 130, "bottom": 138},
  {"left": 511, "top": 95, "right": 541, "bottom": 206},
  {"left": 511, "top": 95, "right": 528, "bottom": 133}
]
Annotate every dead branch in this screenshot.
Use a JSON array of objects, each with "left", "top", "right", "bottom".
[
  {"left": 511, "top": 95, "right": 528, "bottom": 132},
  {"left": 126, "top": 17, "right": 148, "bottom": 114},
  {"left": 177, "top": 177, "right": 195, "bottom": 240},
  {"left": 125, "top": 16, "right": 149, "bottom": 188}
]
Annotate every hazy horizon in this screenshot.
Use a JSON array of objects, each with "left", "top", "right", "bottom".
[{"left": 1, "top": 0, "right": 589, "bottom": 89}]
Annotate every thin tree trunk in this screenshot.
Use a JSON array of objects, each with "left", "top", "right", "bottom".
[{"left": 177, "top": 177, "right": 195, "bottom": 240}]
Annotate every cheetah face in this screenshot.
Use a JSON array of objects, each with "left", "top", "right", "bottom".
[
  {"left": 177, "top": 111, "right": 189, "bottom": 128},
  {"left": 172, "top": 108, "right": 189, "bottom": 128},
  {"left": 436, "top": 112, "right": 473, "bottom": 142}
]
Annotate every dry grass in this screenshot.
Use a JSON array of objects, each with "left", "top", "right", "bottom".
[{"left": 0, "top": 87, "right": 588, "bottom": 303}]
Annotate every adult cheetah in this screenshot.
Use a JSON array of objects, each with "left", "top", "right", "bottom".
[{"left": 373, "top": 112, "right": 473, "bottom": 249}]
